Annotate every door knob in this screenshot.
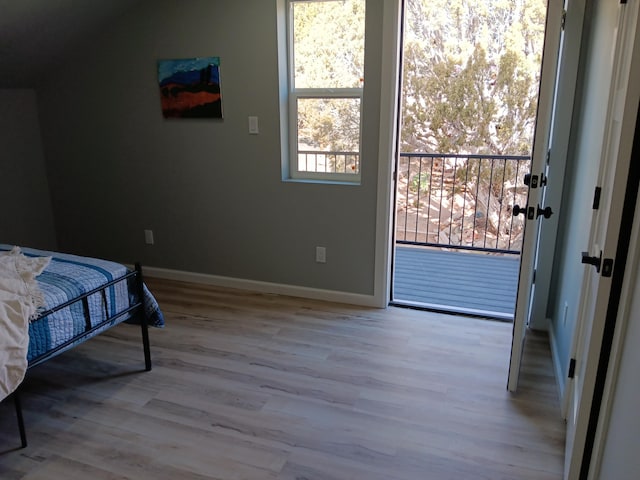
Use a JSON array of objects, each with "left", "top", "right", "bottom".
[
  {"left": 536, "top": 205, "right": 553, "bottom": 219},
  {"left": 513, "top": 205, "right": 536, "bottom": 220},
  {"left": 512, "top": 205, "right": 527, "bottom": 217}
]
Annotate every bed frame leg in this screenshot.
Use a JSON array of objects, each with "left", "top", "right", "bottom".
[
  {"left": 135, "top": 263, "right": 152, "bottom": 371},
  {"left": 141, "top": 320, "right": 152, "bottom": 372},
  {"left": 13, "top": 391, "right": 27, "bottom": 448}
]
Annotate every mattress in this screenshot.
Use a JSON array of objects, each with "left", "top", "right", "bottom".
[{"left": 0, "top": 245, "right": 163, "bottom": 363}]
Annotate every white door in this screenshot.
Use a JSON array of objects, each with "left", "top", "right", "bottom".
[
  {"left": 527, "top": 0, "right": 588, "bottom": 333},
  {"left": 507, "top": 0, "right": 566, "bottom": 392},
  {"left": 564, "top": 2, "right": 640, "bottom": 478}
]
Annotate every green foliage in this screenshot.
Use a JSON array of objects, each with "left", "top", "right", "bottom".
[
  {"left": 401, "top": 0, "right": 546, "bottom": 156},
  {"left": 394, "top": 0, "right": 544, "bottom": 250},
  {"left": 297, "top": 97, "right": 361, "bottom": 152},
  {"left": 292, "top": 0, "right": 365, "bottom": 89},
  {"left": 292, "top": 0, "right": 366, "bottom": 154},
  {"left": 410, "top": 171, "right": 431, "bottom": 194},
  {"left": 292, "top": 0, "right": 545, "bottom": 161}
]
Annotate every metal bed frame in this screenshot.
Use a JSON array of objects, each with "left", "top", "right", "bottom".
[{"left": 7, "top": 263, "right": 152, "bottom": 448}]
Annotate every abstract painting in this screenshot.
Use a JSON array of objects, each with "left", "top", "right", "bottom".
[{"left": 158, "top": 57, "right": 223, "bottom": 118}]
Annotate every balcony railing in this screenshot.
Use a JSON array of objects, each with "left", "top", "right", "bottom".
[
  {"left": 296, "top": 150, "right": 529, "bottom": 253},
  {"left": 396, "top": 153, "right": 531, "bottom": 254}
]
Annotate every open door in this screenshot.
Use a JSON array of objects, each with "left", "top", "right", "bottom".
[
  {"left": 564, "top": 2, "right": 640, "bottom": 477},
  {"left": 507, "top": 0, "right": 565, "bottom": 392}
]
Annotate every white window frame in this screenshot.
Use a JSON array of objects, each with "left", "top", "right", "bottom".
[{"left": 286, "top": 0, "right": 364, "bottom": 184}]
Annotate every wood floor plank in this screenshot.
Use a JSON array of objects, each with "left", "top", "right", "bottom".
[{"left": 0, "top": 278, "right": 565, "bottom": 479}]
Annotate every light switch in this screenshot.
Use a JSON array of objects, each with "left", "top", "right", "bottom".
[{"left": 249, "top": 116, "right": 259, "bottom": 134}]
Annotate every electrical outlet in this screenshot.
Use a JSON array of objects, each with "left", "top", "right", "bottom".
[
  {"left": 144, "top": 229, "right": 154, "bottom": 245},
  {"left": 315, "top": 246, "right": 326, "bottom": 263}
]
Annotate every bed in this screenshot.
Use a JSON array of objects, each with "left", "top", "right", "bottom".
[{"left": 0, "top": 245, "right": 164, "bottom": 448}]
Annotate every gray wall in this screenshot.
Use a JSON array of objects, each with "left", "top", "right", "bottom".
[
  {"left": 546, "top": 1, "right": 618, "bottom": 387},
  {"left": 0, "top": 89, "right": 57, "bottom": 249},
  {"left": 37, "top": 0, "right": 383, "bottom": 295}
]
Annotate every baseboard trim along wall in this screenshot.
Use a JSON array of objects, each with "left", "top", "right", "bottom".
[{"left": 141, "top": 265, "right": 382, "bottom": 309}]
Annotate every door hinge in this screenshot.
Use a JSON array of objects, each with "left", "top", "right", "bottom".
[
  {"left": 393, "top": 170, "right": 397, "bottom": 181},
  {"left": 561, "top": 10, "right": 567, "bottom": 30},
  {"left": 621, "top": 0, "right": 628, "bottom": 4},
  {"left": 546, "top": 149, "right": 551, "bottom": 165},
  {"left": 593, "top": 186, "right": 602, "bottom": 209},
  {"left": 532, "top": 269, "right": 536, "bottom": 284},
  {"left": 568, "top": 358, "right": 576, "bottom": 379}
]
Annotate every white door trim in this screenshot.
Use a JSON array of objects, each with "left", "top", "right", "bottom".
[{"left": 373, "top": 0, "right": 402, "bottom": 309}]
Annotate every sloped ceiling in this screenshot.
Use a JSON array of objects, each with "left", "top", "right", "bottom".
[{"left": 0, "top": 0, "right": 144, "bottom": 88}]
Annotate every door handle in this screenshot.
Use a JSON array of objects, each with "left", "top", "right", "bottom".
[
  {"left": 513, "top": 204, "right": 552, "bottom": 220},
  {"left": 536, "top": 205, "right": 553, "bottom": 219},
  {"left": 512, "top": 205, "right": 536, "bottom": 219},
  {"left": 581, "top": 251, "right": 602, "bottom": 273},
  {"left": 512, "top": 204, "right": 527, "bottom": 217}
]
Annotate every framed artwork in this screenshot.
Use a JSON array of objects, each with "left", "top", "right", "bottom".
[{"left": 158, "top": 57, "right": 223, "bottom": 118}]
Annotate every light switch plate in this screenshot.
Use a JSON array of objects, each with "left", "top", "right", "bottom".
[{"left": 249, "top": 116, "right": 259, "bottom": 134}]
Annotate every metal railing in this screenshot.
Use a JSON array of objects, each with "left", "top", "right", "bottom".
[
  {"left": 298, "top": 150, "right": 360, "bottom": 174},
  {"left": 396, "top": 153, "right": 531, "bottom": 254}
]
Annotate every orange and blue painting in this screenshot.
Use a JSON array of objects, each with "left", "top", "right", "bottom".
[{"left": 158, "top": 57, "right": 222, "bottom": 118}]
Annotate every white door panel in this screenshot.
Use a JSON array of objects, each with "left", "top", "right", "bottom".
[
  {"left": 564, "top": 1, "right": 639, "bottom": 478},
  {"left": 508, "top": 0, "right": 565, "bottom": 392}
]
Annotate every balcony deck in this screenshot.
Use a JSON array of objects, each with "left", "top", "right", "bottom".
[{"left": 393, "top": 245, "right": 520, "bottom": 320}]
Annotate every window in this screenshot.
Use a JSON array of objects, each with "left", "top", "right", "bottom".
[{"left": 286, "top": 0, "right": 366, "bottom": 183}]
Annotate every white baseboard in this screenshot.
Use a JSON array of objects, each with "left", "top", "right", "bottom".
[
  {"left": 141, "top": 265, "right": 382, "bottom": 309},
  {"left": 548, "top": 321, "right": 567, "bottom": 418}
]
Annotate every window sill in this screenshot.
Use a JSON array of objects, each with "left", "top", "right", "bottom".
[{"left": 282, "top": 177, "right": 361, "bottom": 186}]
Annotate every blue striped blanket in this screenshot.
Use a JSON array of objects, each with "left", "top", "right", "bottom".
[{"left": 0, "top": 245, "right": 163, "bottom": 363}]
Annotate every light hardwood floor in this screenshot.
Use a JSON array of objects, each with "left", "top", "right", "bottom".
[{"left": 0, "top": 278, "right": 565, "bottom": 479}]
